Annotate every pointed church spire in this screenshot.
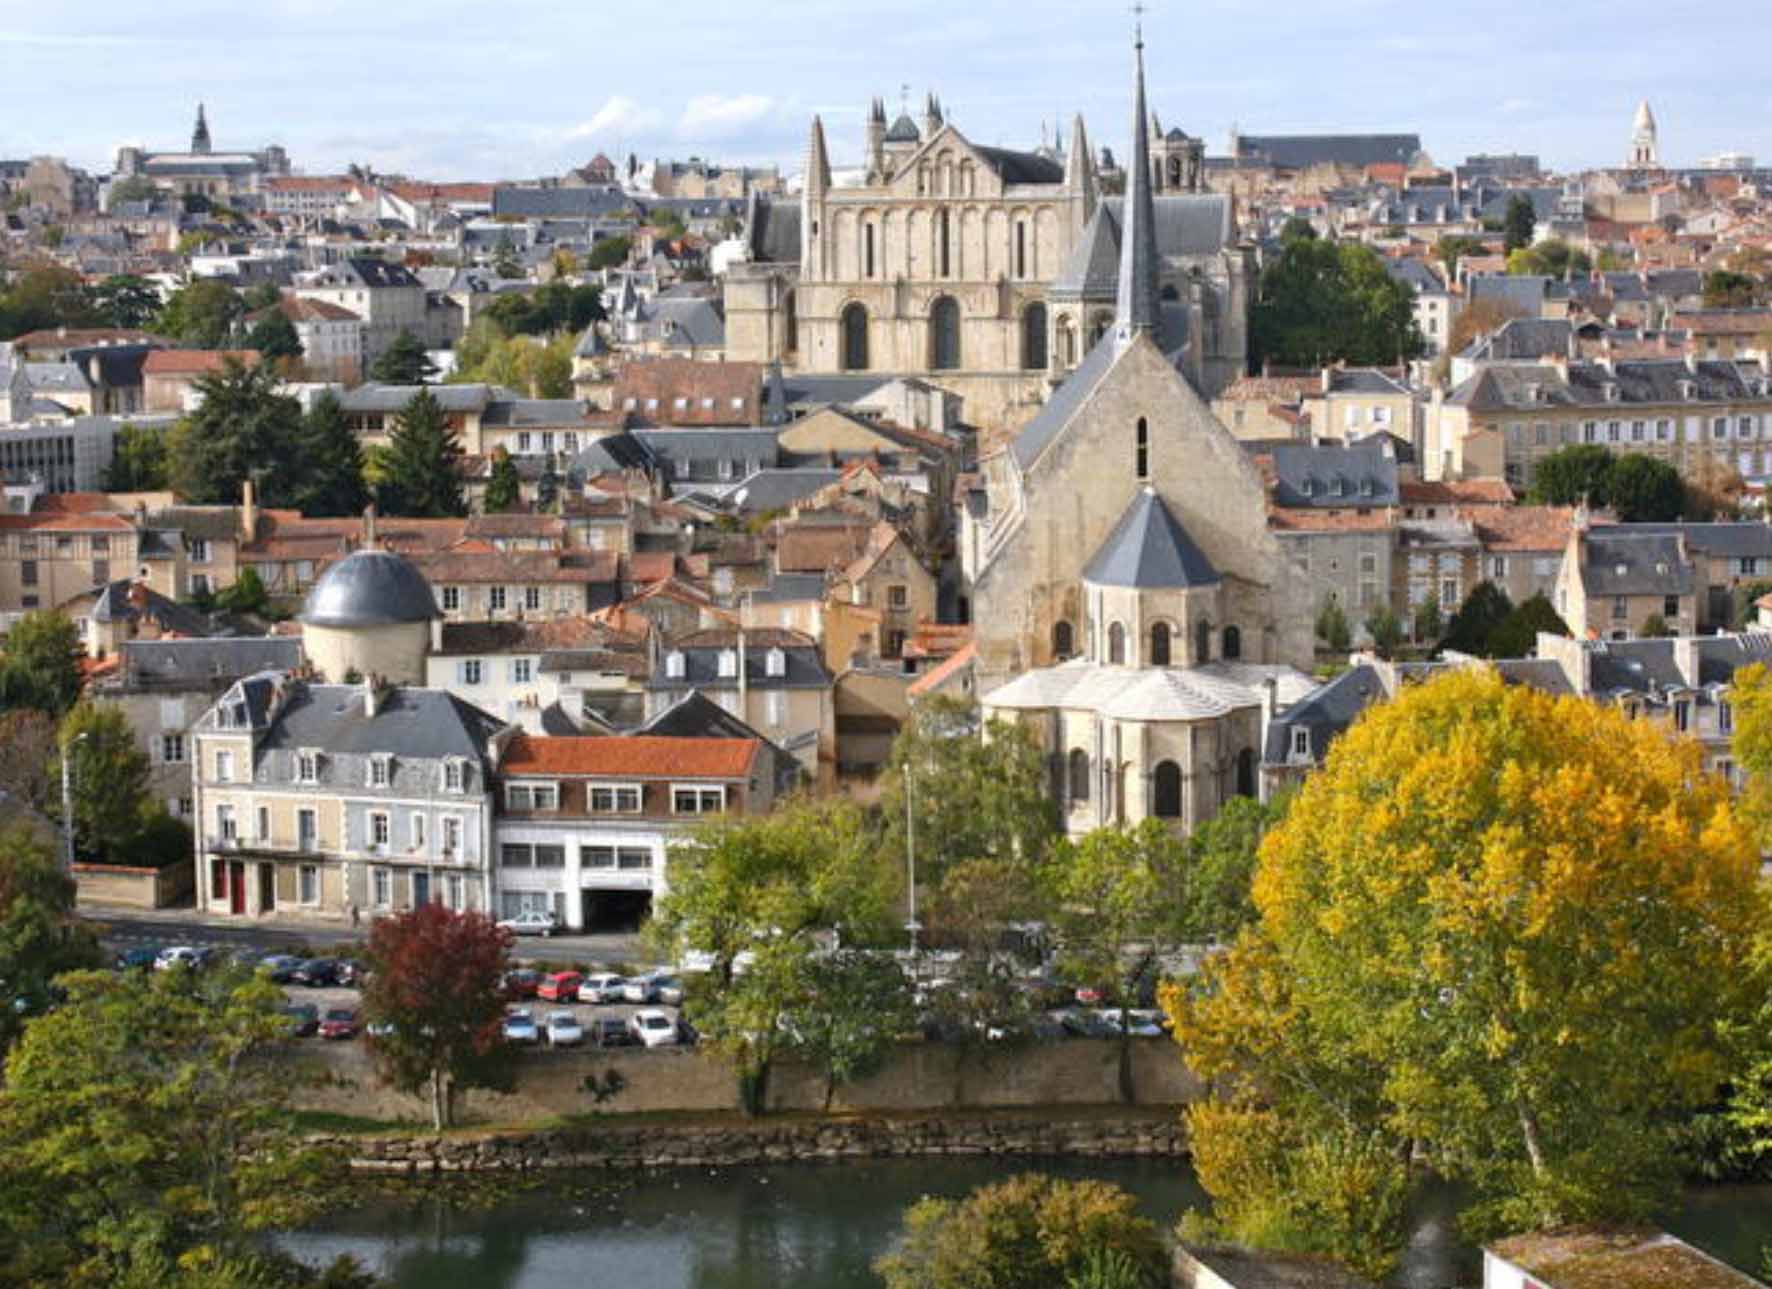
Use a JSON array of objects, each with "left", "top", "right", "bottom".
[
  {"left": 1114, "top": 22, "right": 1160, "bottom": 341},
  {"left": 191, "top": 102, "right": 212, "bottom": 156},
  {"left": 1066, "top": 113, "right": 1096, "bottom": 217},
  {"left": 805, "top": 115, "right": 831, "bottom": 194}
]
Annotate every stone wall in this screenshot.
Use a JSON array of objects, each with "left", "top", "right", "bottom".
[
  {"left": 325, "top": 1110, "right": 1188, "bottom": 1175},
  {"left": 296, "top": 1037, "right": 1202, "bottom": 1123}
]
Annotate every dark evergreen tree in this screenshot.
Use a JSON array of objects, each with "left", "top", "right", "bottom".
[
  {"left": 367, "top": 329, "right": 438, "bottom": 384},
  {"left": 1503, "top": 193, "right": 1537, "bottom": 254},
  {"left": 1440, "top": 581, "right": 1515, "bottom": 656},
  {"left": 1607, "top": 453, "right": 1685, "bottom": 522},
  {"left": 482, "top": 448, "right": 521, "bottom": 513},
  {"left": 243, "top": 309, "right": 302, "bottom": 362},
  {"left": 376, "top": 389, "right": 467, "bottom": 518},
  {"left": 103, "top": 423, "right": 169, "bottom": 492},
  {"left": 166, "top": 358, "right": 304, "bottom": 505},
  {"left": 1487, "top": 592, "right": 1572, "bottom": 659},
  {"left": 294, "top": 390, "right": 369, "bottom": 517}
]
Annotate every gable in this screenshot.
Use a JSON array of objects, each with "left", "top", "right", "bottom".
[
  {"left": 884, "top": 126, "right": 1012, "bottom": 200},
  {"left": 779, "top": 406, "right": 905, "bottom": 456}
]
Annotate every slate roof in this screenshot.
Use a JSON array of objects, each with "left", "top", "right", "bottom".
[
  {"left": 1236, "top": 134, "right": 1422, "bottom": 169},
  {"left": 1267, "top": 441, "right": 1400, "bottom": 508},
  {"left": 300, "top": 549, "right": 441, "bottom": 627},
  {"left": 118, "top": 636, "right": 301, "bottom": 690},
  {"left": 1009, "top": 333, "right": 1121, "bottom": 469},
  {"left": 884, "top": 114, "right": 921, "bottom": 143},
  {"left": 1468, "top": 274, "right": 1551, "bottom": 315},
  {"left": 973, "top": 145, "right": 1064, "bottom": 185},
  {"left": 745, "top": 198, "right": 803, "bottom": 265},
  {"left": 1493, "top": 657, "right": 1578, "bottom": 697},
  {"left": 480, "top": 398, "right": 595, "bottom": 428},
  {"left": 1605, "top": 522, "right": 1772, "bottom": 560},
  {"left": 255, "top": 681, "right": 506, "bottom": 761},
  {"left": 1447, "top": 357, "right": 1769, "bottom": 411},
  {"left": 1082, "top": 488, "right": 1220, "bottom": 589},
  {"left": 1385, "top": 257, "right": 1447, "bottom": 294},
  {"left": 1578, "top": 533, "right": 1694, "bottom": 596},
  {"left": 491, "top": 187, "right": 641, "bottom": 219},
  {"left": 718, "top": 468, "right": 844, "bottom": 514},
  {"left": 338, "top": 383, "right": 497, "bottom": 415},
  {"left": 1052, "top": 195, "right": 1234, "bottom": 296},
  {"left": 652, "top": 628, "right": 830, "bottom": 691},
  {"left": 87, "top": 580, "right": 214, "bottom": 635},
  {"left": 1460, "top": 317, "right": 1574, "bottom": 363},
  {"left": 1261, "top": 663, "right": 1388, "bottom": 764}
]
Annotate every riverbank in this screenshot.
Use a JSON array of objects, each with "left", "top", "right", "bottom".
[{"left": 319, "top": 1106, "right": 1189, "bottom": 1174}]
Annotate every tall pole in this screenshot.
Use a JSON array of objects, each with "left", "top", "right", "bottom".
[
  {"left": 59, "top": 745, "right": 74, "bottom": 875},
  {"left": 905, "top": 761, "right": 919, "bottom": 961}
]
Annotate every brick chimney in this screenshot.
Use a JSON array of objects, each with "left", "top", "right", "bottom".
[{"left": 240, "top": 479, "right": 258, "bottom": 543}]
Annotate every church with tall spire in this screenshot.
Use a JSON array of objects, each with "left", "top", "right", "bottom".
[
  {"left": 111, "top": 104, "right": 290, "bottom": 199},
  {"left": 967, "top": 24, "right": 1314, "bottom": 837}
]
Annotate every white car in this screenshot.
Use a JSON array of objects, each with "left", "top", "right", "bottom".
[
  {"left": 578, "top": 973, "right": 628, "bottom": 1003},
  {"left": 154, "top": 946, "right": 202, "bottom": 971},
  {"left": 629, "top": 1008, "right": 679, "bottom": 1048},
  {"left": 502, "top": 1008, "right": 541, "bottom": 1045},
  {"left": 543, "top": 1010, "right": 583, "bottom": 1047},
  {"left": 496, "top": 909, "right": 558, "bottom": 937},
  {"left": 1098, "top": 1007, "right": 1166, "bottom": 1038},
  {"left": 621, "top": 971, "right": 686, "bottom": 1005}
]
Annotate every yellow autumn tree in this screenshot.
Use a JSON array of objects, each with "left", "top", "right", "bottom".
[{"left": 1166, "top": 670, "right": 1760, "bottom": 1271}]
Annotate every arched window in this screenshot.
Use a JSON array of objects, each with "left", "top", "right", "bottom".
[
  {"left": 1153, "top": 761, "right": 1182, "bottom": 818},
  {"left": 930, "top": 296, "right": 960, "bottom": 371},
  {"left": 1068, "top": 749, "right": 1090, "bottom": 804},
  {"left": 1015, "top": 221, "right": 1027, "bottom": 279},
  {"left": 1052, "top": 619, "right": 1074, "bottom": 659},
  {"left": 1195, "top": 619, "right": 1211, "bottom": 664},
  {"left": 1089, "top": 313, "right": 1111, "bottom": 347},
  {"left": 784, "top": 289, "right": 798, "bottom": 354},
  {"left": 1107, "top": 622, "right": 1126, "bottom": 664},
  {"left": 864, "top": 224, "right": 875, "bottom": 278},
  {"left": 1168, "top": 156, "right": 1183, "bottom": 188},
  {"left": 1058, "top": 319, "right": 1077, "bottom": 367},
  {"left": 1222, "top": 625, "right": 1242, "bottom": 660},
  {"left": 1135, "top": 417, "right": 1149, "bottom": 481},
  {"left": 937, "top": 209, "right": 951, "bottom": 278},
  {"left": 1236, "top": 748, "right": 1256, "bottom": 799},
  {"left": 841, "top": 302, "right": 869, "bottom": 371},
  {"left": 1023, "top": 303, "right": 1048, "bottom": 371},
  {"left": 1150, "top": 621, "right": 1171, "bottom": 666}
]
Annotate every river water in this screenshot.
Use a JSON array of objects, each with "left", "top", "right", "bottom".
[{"left": 282, "top": 1159, "right": 1772, "bottom": 1289}]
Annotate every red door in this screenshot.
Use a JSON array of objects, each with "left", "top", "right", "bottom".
[{"left": 229, "top": 862, "right": 246, "bottom": 915}]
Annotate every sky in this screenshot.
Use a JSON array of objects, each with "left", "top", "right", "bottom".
[{"left": 1, "top": 0, "right": 1767, "bottom": 181}]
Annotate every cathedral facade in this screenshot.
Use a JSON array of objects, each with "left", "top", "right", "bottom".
[{"left": 725, "top": 92, "right": 1252, "bottom": 431}]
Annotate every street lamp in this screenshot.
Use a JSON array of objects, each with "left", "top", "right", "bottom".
[
  {"left": 59, "top": 732, "right": 89, "bottom": 874},
  {"left": 904, "top": 759, "right": 920, "bottom": 961}
]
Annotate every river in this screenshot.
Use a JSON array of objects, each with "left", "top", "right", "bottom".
[{"left": 281, "top": 1159, "right": 1772, "bottom": 1289}]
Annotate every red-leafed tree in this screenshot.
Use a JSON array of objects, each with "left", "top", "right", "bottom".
[{"left": 360, "top": 904, "right": 515, "bottom": 1129}]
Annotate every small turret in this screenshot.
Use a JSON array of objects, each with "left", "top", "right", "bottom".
[
  {"left": 191, "top": 102, "right": 212, "bottom": 156},
  {"left": 923, "top": 92, "right": 944, "bottom": 141},
  {"left": 866, "top": 97, "right": 887, "bottom": 180}
]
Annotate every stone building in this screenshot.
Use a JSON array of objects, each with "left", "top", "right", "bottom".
[
  {"left": 723, "top": 58, "right": 1250, "bottom": 431},
  {"left": 113, "top": 104, "right": 291, "bottom": 200}
]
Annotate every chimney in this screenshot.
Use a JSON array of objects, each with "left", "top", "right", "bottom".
[
  {"left": 362, "top": 502, "right": 378, "bottom": 548},
  {"left": 1320, "top": 367, "right": 1333, "bottom": 395},
  {"left": 1673, "top": 634, "right": 1700, "bottom": 687},
  {"left": 736, "top": 623, "right": 748, "bottom": 715},
  {"left": 430, "top": 617, "right": 443, "bottom": 652},
  {"left": 1684, "top": 351, "right": 1699, "bottom": 375},
  {"left": 240, "top": 479, "right": 257, "bottom": 543},
  {"left": 362, "top": 672, "right": 380, "bottom": 717}
]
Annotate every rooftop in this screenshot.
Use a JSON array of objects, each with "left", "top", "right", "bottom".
[{"left": 499, "top": 733, "right": 759, "bottom": 780}]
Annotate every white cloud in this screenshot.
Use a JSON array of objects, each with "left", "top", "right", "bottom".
[
  {"left": 677, "top": 94, "right": 776, "bottom": 140},
  {"left": 567, "top": 96, "right": 664, "bottom": 141},
  {"left": 1500, "top": 97, "right": 1533, "bottom": 115}
]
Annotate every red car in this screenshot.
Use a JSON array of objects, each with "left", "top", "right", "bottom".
[
  {"left": 504, "top": 968, "right": 543, "bottom": 999},
  {"left": 319, "top": 1007, "right": 360, "bottom": 1040},
  {"left": 537, "top": 971, "right": 582, "bottom": 1003}
]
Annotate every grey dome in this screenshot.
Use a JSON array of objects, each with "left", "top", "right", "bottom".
[{"left": 300, "top": 549, "right": 440, "bottom": 628}]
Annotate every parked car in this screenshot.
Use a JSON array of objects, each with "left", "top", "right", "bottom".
[
  {"left": 279, "top": 1003, "right": 319, "bottom": 1038},
  {"left": 629, "top": 1008, "right": 679, "bottom": 1048},
  {"left": 319, "top": 1007, "right": 360, "bottom": 1040},
  {"left": 579, "top": 973, "right": 628, "bottom": 1004},
  {"left": 589, "top": 1017, "right": 637, "bottom": 1048},
  {"left": 366, "top": 1019, "right": 396, "bottom": 1039},
  {"left": 259, "top": 954, "right": 305, "bottom": 983},
  {"left": 154, "top": 946, "right": 204, "bottom": 971},
  {"left": 497, "top": 909, "right": 558, "bottom": 937},
  {"left": 334, "top": 959, "right": 365, "bottom": 987},
  {"left": 1057, "top": 1008, "right": 1119, "bottom": 1039},
  {"left": 291, "top": 958, "right": 342, "bottom": 987},
  {"left": 503, "top": 968, "right": 543, "bottom": 999},
  {"left": 502, "top": 1008, "right": 541, "bottom": 1044},
  {"left": 543, "top": 1010, "right": 584, "bottom": 1048},
  {"left": 114, "top": 947, "right": 159, "bottom": 972},
  {"left": 1098, "top": 1008, "right": 1166, "bottom": 1038},
  {"left": 621, "top": 972, "right": 684, "bottom": 1005},
  {"left": 536, "top": 971, "right": 582, "bottom": 1003}
]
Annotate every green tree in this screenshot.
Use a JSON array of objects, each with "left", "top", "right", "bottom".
[
  {"left": 0, "top": 266, "right": 100, "bottom": 339},
  {"left": 166, "top": 358, "right": 304, "bottom": 506},
  {"left": 491, "top": 232, "right": 523, "bottom": 279},
  {"left": 105, "top": 175, "right": 159, "bottom": 211},
  {"left": 1503, "top": 193, "right": 1537, "bottom": 253},
  {"left": 0, "top": 826, "right": 103, "bottom": 1050},
  {"left": 0, "top": 709, "right": 57, "bottom": 820},
  {"left": 1486, "top": 591, "right": 1571, "bottom": 659},
  {"left": 359, "top": 904, "right": 515, "bottom": 1130},
  {"left": 155, "top": 278, "right": 244, "bottom": 348},
  {"left": 536, "top": 453, "right": 562, "bottom": 510},
  {"left": 876, "top": 1173, "right": 1168, "bottom": 1289},
  {"left": 1733, "top": 579, "right": 1772, "bottom": 632},
  {"left": 1177, "top": 793, "right": 1287, "bottom": 945},
  {"left": 1704, "top": 269, "right": 1762, "bottom": 308},
  {"left": 483, "top": 448, "right": 521, "bottom": 513},
  {"left": 1507, "top": 238, "right": 1591, "bottom": 279},
  {"left": 293, "top": 391, "right": 369, "bottom": 518},
  {"left": 877, "top": 695, "right": 1057, "bottom": 897},
  {"left": 243, "top": 309, "right": 303, "bottom": 363},
  {"left": 366, "top": 329, "right": 437, "bottom": 385},
  {"left": 587, "top": 235, "right": 631, "bottom": 270},
  {"left": 786, "top": 948, "right": 916, "bottom": 1110},
  {"left": 1314, "top": 597, "right": 1350, "bottom": 652},
  {"left": 1440, "top": 580, "right": 1514, "bottom": 655},
  {"left": 103, "top": 423, "right": 170, "bottom": 492},
  {"left": 1434, "top": 235, "right": 1488, "bottom": 275},
  {"left": 1169, "top": 671, "right": 1759, "bottom": 1269},
  {"left": 0, "top": 611, "right": 85, "bottom": 717},
  {"left": 1608, "top": 452, "right": 1685, "bottom": 521},
  {"left": 59, "top": 703, "right": 150, "bottom": 864},
  {"left": 1362, "top": 604, "right": 1403, "bottom": 658},
  {"left": 374, "top": 389, "right": 467, "bottom": 519},
  {"left": 212, "top": 567, "right": 270, "bottom": 616},
  {"left": 1412, "top": 593, "right": 1443, "bottom": 643},
  {"left": 88, "top": 274, "right": 162, "bottom": 329},
  {"left": 1251, "top": 235, "right": 1424, "bottom": 370},
  {"left": 1638, "top": 612, "right": 1672, "bottom": 638},
  {"left": 1527, "top": 443, "right": 1616, "bottom": 506}
]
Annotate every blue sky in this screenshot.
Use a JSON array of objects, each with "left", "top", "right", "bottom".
[{"left": 0, "top": 1, "right": 1764, "bottom": 180}]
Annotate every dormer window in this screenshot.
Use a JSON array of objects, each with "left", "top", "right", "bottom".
[
  {"left": 297, "top": 750, "right": 319, "bottom": 784},
  {"left": 717, "top": 649, "right": 738, "bottom": 678},
  {"left": 1679, "top": 380, "right": 1695, "bottom": 400},
  {"left": 1300, "top": 477, "right": 1316, "bottom": 497},
  {"left": 1360, "top": 477, "right": 1374, "bottom": 497},
  {"left": 1334, "top": 477, "right": 1348, "bottom": 497},
  {"left": 443, "top": 759, "right": 464, "bottom": 792},
  {"left": 765, "top": 647, "right": 786, "bottom": 678},
  {"left": 368, "top": 754, "right": 392, "bottom": 789},
  {"left": 1603, "top": 382, "right": 1619, "bottom": 402},
  {"left": 666, "top": 651, "right": 685, "bottom": 679}
]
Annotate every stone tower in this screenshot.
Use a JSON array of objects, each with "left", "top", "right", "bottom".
[
  {"left": 1629, "top": 100, "right": 1659, "bottom": 168},
  {"left": 191, "top": 103, "right": 212, "bottom": 156},
  {"left": 1114, "top": 25, "right": 1161, "bottom": 345}
]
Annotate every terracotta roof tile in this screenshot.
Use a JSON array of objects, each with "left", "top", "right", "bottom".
[
  {"left": 1266, "top": 508, "right": 1396, "bottom": 533},
  {"left": 908, "top": 641, "right": 976, "bottom": 697},
  {"left": 501, "top": 734, "right": 758, "bottom": 780},
  {"left": 1464, "top": 504, "right": 1579, "bottom": 552},
  {"left": 1400, "top": 479, "right": 1515, "bottom": 506},
  {"left": 142, "top": 349, "right": 260, "bottom": 376},
  {"left": 613, "top": 358, "right": 764, "bottom": 427}
]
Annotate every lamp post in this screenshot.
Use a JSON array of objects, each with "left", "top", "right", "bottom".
[
  {"left": 59, "top": 731, "right": 89, "bottom": 875},
  {"left": 904, "top": 759, "right": 920, "bottom": 962}
]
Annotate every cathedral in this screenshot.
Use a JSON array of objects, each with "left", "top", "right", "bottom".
[
  {"left": 971, "top": 31, "right": 1315, "bottom": 837},
  {"left": 723, "top": 74, "right": 1252, "bottom": 431},
  {"left": 113, "top": 104, "right": 291, "bottom": 200}
]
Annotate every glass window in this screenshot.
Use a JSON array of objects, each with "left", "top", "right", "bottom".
[
  {"left": 512, "top": 659, "right": 533, "bottom": 684},
  {"left": 524, "top": 586, "right": 542, "bottom": 612},
  {"left": 617, "top": 848, "right": 652, "bottom": 870},
  {"left": 443, "top": 817, "right": 462, "bottom": 854},
  {"left": 369, "top": 756, "right": 390, "bottom": 787},
  {"left": 534, "top": 844, "right": 565, "bottom": 868},
  {"left": 297, "top": 751, "right": 318, "bottom": 783},
  {"left": 489, "top": 586, "right": 507, "bottom": 612},
  {"left": 371, "top": 812, "right": 390, "bottom": 847},
  {"left": 444, "top": 761, "right": 464, "bottom": 792},
  {"left": 459, "top": 660, "right": 482, "bottom": 685},
  {"left": 214, "top": 750, "right": 233, "bottom": 783},
  {"left": 441, "top": 586, "right": 461, "bottom": 612},
  {"left": 590, "top": 784, "right": 642, "bottom": 813},
  {"left": 160, "top": 734, "right": 186, "bottom": 763},
  {"left": 372, "top": 867, "right": 390, "bottom": 908},
  {"left": 411, "top": 813, "right": 426, "bottom": 850},
  {"left": 583, "top": 846, "right": 615, "bottom": 868},
  {"left": 298, "top": 865, "right": 319, "bottom": 905},
  {"left": 1291, "top": 727, "right": 1311, "bottom": 759}
]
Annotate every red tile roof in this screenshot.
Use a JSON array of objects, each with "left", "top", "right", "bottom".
[
  {"left": 501, "top": 734, "right": 758, "bottom": 780},
  {"left": 1400, "top": 479, "right": 1515, "bottom": 507},
  {"left": 0, "top": 511, "right": 135, "bottom": 532},
  {"left": 908, "top": 641, "right": 975, "bottom": 698},
  {"left": 142, "top": 349, "right": 260, "bottom": 376}
]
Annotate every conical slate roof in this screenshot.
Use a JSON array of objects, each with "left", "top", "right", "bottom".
[
  {"left": 1082, "top": 487, "right": 1220, "bottom": 589},
  {"left": 885, "top": 114, "right": 920, "bottom": 144}
]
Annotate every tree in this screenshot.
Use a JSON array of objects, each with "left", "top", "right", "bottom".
[
  {"left": 785, "top": 948, "right": 915, "bottom": 1110},
  {"left": 1315, "top": 597, "right": 1350, "bottom": 652},
  {"left": 876, "top": 695, "right": 1057, "bottom": 896},
  {"left": 491, "top": 232, "right": 523, "bottom": 280},
  {"left": 1607, "top": 453, "right": 1684, "bottom": 522},
  {"left": 536, "top": 453, "right": 562, "bottom": 511},
  {"left": 88, "top": 274, "right": 162, "bottom": 329},
  {"left": 1638, "top": 612, "right": 1672, "bottom": 638},
  {"left": 0, "top": 827, "right": 102, "bottom": 1050},
  {"left": 166, "top": 358, "right": 304, "bottom": 506},
  {"left": 0, "top": 611, "right": 85, "bottom": 717},
  {"left": 105, "top": 175, "right": 158, "bottom": 211},
  {"left": 155, "top": 278, "right": 244, "bottom": 348},
  {"left": 1412, "top": 593, "right": 1443, "bottom": 644},
  {"left": 1685, "top": 451, "right": 1747, "bottom": 520},
  {"left": 1176, "top": 793, "right": 1286, "bottom": 944},
  {"left": 1168, "top": 671, "right": 1759, "bottom": 1269},
  {"left": 359, "top": 903, "right": 515, "bottom": 1130},
  {"left": 1503, "top": 193, "right": 1537, "bottom": 254},
  {"left": 1434, "top": 235, "right": 1488, "bottom": 275},
  {"left": 103, "top": 422, "right": 170, "bottom": 492},
  {"left": 0, "top": 709, "right": 57, "bottom": 820},
  {"left": 0, "top": 266, "right": 101, "bottom": 340},
  {"left": 243, "top": 309, "right": 303, "bottom": 363},
  {"left": 1527, "top": 443, "right": 1615, "bottom": 507},
  {"left": 59, "top": 703, "right": 151, "bottom": 864},
  {"left": 366, "top": 329, "right": 437, "bottom": 385},
  {"left": 1362, "top": 604, "right": 1403, "bottom": 658},
  {"left": 1439, "top": 580, "right": 1513, "bottom": 655},
  {"left": 1486, "top": 592, "right": 1571, "bottom": 659},
  {"left": 1704, "top": 269, "right": 1763, "bottom": 308},
  {"left": 212, "top": 567, "right": 270, "bottom": 617},
  {"left": 875, "top": 1173, "right": 1168, "bottom": 1289},
  {"left": 1507, "top": 238, "right": 1591, "bottom": 279},
  {"left": 293, "top": 391, "right": 369, "bottom": 519},
  {"left": 482, "top": 448, "right": 521, "bottom": 513},
  {"left": 1045, "top": 821, "right": 1187, "bottom": 1103},
  {"left": 587, "top": 235, "right": 631, "bottom": 271},
  {"left": 374, "top": 389, "right": 467, "bottom": 519},
  {"left": 1250, "top": 235, "right": 1425, "bottom": 370}
]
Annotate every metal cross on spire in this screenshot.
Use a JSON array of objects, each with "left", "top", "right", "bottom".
[{"left": 1132, "top": 0, "right": 1147, "bottom": 45}]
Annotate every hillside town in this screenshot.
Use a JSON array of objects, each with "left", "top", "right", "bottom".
[{"left": 9, "top": 12, "right": 1772, "bottom": 1289}]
